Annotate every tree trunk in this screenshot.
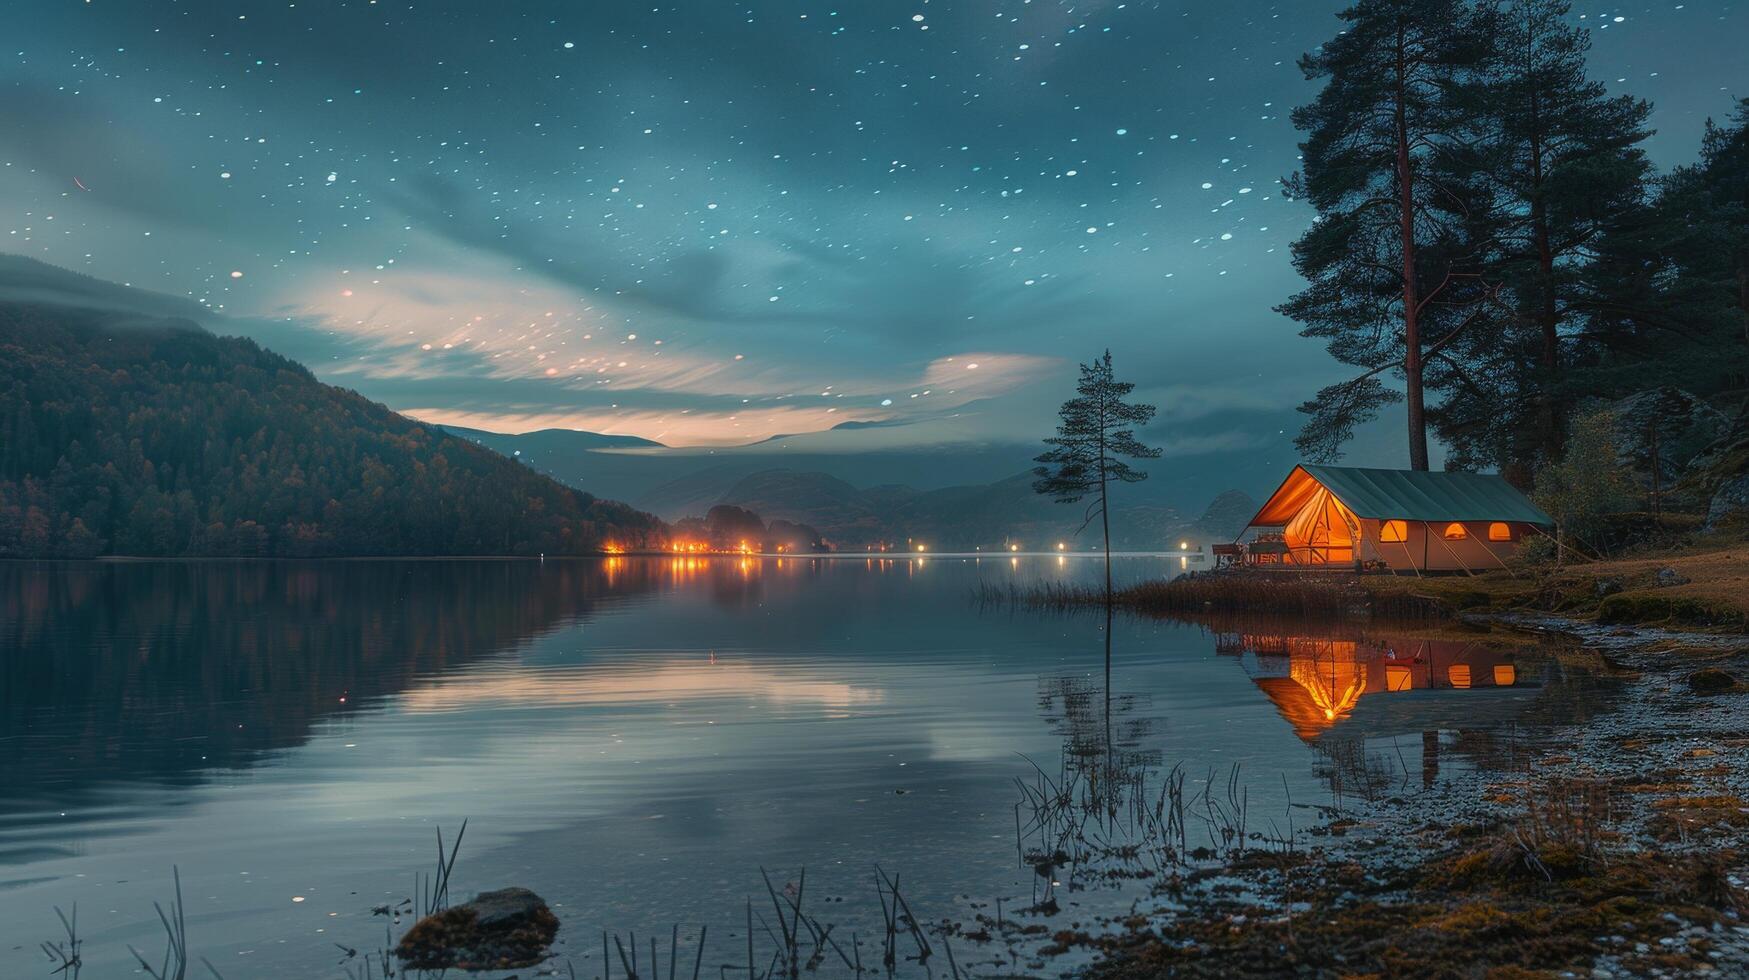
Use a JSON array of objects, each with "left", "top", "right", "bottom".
[
  {"left": 1098, "top": 428, "right": 1113, "bottom": 608},
  {"left": 1738, "top": 258, "right": 1748, "bottom": 347},
  {"left": 1100, "top": 478, "right": 1112, "bottom": 605},
  {"left": 1102, "top": 601, "right": 1114, "bottom": 808},
  {"left": 1530, "top": 92, "right": 1562, "bottom": 468},
  {"left": 1395, "top": 36, "right": 1430, "bottom": 471}
]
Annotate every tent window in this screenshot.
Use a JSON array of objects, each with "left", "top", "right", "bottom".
[
  {"left": 1385, "top": 664, "right": 1413, "bottom": 692},
  {"left": 1488, "top": 522, "right": 1512, "bottom": 542},
  {"left": 1379, "top": 520, "right": 1408, "bottom": 543},
  {"left": 1443, "top": 523, "right": 1469, "bottom": 540}
]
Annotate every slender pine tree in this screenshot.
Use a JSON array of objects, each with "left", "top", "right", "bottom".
[{"left": 1033, "top": 350, "right": 1160, "bottom": 604}]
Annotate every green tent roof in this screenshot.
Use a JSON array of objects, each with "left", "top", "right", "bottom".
[{"left": 1286, "top": 465, "right": 1554, "bottom": 526}]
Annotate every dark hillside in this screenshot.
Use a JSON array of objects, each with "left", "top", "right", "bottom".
[{"left": 0, "top": 303, "right": 665, "bottom": 557}]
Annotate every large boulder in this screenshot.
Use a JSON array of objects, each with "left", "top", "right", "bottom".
[
  {"left": 1706, "top": 471, "right": 1749, "bottom": 532},
  {"left": 1609, "top": 388, "right": 1730, "bottom": 488},
  {"left": 1688, "top": 398, "right": 1749, "bottom": 473},
  {"left": 395, "top": 887, "right": 559, "bottom": 971}
]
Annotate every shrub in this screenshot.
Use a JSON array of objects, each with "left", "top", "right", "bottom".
[{"left": 1533, "top": 408, "right": 1639, "bottom": 557}]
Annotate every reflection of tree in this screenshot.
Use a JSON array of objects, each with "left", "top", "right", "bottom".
[
  {"left": 1021, "top": 612, "right": 1260, "bottom": 897},
  {"left": 0, "top": 560, "right": 666, "bottom": 812},
  {"left": 1035, "top": 609, "right": 1160, "bottom": 821}
]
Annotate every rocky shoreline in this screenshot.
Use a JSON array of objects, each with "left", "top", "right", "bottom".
[{"left": 1056, "top": 614, "right": 1749, "bottom": 979}]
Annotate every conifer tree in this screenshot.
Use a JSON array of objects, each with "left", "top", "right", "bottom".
[
  {"left": 1697, "top": 101, "right": 1749, "bottom": 352},
  {"left": 1579, "top": 102, "right": 1749, "bottom": 399},
  {"left": 1280, "top": 0, "right": 1493, "bottom": 470},
  {"left": 1033, "top": 350, "right": 1160, "bottom": 603},
  {"left": 1469, "top": 0, "right": 1651, "bottom": 475}
]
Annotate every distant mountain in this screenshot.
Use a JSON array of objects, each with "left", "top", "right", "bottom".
[
  {"left": 431, "top": 396, "right": 1293, "bottom": 525},
  {"left": 494, "top": 440, "right": 1060, "bottom": 520},
  {"left": 652, "top": 467, "right": 1247, "bottom": 552},
  {"left": 0, "top": 299, "right": 665, "bottom": 558},
  {"left": 443, "top": 425, "right": 665, "bottom": 455},
  {"left": 719, "top": 470, "right": 888, "bottom": 541},
  {"left": 0, "top": 253, "right": 216, "bottom": 322},
  {"left": 634, "top": 465, "right": 762, "bottom": 521},
  {"left": 1192, "top": 489, "right": 1259, "bottom": 541}
]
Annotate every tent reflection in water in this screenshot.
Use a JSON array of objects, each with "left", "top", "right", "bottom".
[
  {"left": 1219, "top": 632, "right": 1526, "bottom": 741},
  {"left": 1230, "top": 465, "right": 1555, "bottom": 573}
]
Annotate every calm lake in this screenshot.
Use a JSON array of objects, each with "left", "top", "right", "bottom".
[{"left": 0, "top": 557, "right": 1618, "bottom": 977}]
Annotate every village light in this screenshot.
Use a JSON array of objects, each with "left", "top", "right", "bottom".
[
  {"left": 916, "top": 544, "right": 926, "bottom": 552},
  {"left": 1009, "top": 543, "right": 1019, "bottom": 552},
  {"left": 1180, "top": 541, "right": 1189, "bottom": 551},
  {"left": 1057, "top": 542, "right": 1066, "bottom": 551}
]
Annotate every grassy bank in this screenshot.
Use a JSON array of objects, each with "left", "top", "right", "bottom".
[
  {"left": 1355, "top": 544, "right": 1749, "bottom": 629},
  {"left": 1080, "top": 810, "right": 1745, "bottom": 979},
  {"left": 981, "top": 539, "right": 1749, "bottom": 632}
]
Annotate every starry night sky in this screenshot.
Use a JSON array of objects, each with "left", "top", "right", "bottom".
[{"left": 4, "top": 1, "right": 1745, "bottom": 455}]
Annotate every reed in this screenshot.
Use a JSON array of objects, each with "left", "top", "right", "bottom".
[
  {"left": 40, "top": 903, "right": 81, "bottom": 979},
  {"left": 974, "top": 572, "right": 1451, "bottom": 621},
  {"left": 55, "top": 833, "right": 973, "bottom": 980},
  {"left": 1512, "top": 775, "right": 1612, "bottom": 877},
  {"left": 126, "top": 867, "right": 188, "bottom": 980},
  {"left": 417, "top": 819, "right": 467, "bottom": 917},
  {"left": 123, "top": 867, "right": 228, "bottom": 980},
  {"left": 875, "top": 865, "right": 932, "bottom": 966},
  {"left": 1012, "top": 749, "right": 1292, "bottom": 889}
]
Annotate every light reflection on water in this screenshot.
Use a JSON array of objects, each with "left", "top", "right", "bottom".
[{"left": 0, "top": 558, "right": 1615, "bottom": 977}]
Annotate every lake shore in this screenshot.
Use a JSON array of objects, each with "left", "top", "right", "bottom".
[
  {"left": 1048, "top": 613, "right": 1749, "bottom": 979},
  {"left": 983, "top": 539, "right": 1749, "bottom": 633}
]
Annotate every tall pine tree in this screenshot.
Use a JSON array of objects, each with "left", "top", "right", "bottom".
[
  {"left": 1698, "top": 101, "right": 1749, "bottom": 354},
  {"left": 1579, "top": 102, "right": 1748, "bottom": 400},
  {"left": 1468, "top": 0, "right": 1651, "bottom": 478},
  {"left": 1280, "top": 0, "right": 1493, "bottom": 470}
]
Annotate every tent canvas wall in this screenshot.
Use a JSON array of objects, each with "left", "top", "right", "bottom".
[{"left": 1240, "top": 465, "right": 1555, "bottom": 573}]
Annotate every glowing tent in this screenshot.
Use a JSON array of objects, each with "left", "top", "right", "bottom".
[{"left": 1237, "top": 465, "right": 1554, "bottom": 573}]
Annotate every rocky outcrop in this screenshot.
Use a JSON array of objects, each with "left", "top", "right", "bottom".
[
  {"left": 1706, "top": 472, "right": 1749, "bottom": 532},
  {"left": 395, "top": 887, "right": 559, "bottom": 971},
  {"left": 1609, "top": 388, "right": 1730, "bottom": 488}
]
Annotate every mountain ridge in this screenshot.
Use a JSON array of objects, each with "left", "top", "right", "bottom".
[
  {"left": 0, "top": 294, "right": 665, "bottom": 558},
  {"left": 686, "top": 466, "right": 1255, "bottom": 551}
]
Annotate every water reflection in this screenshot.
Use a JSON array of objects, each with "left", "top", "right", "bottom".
[
  {"left": 1219, "top": 631, "right": 1531, "bottom": 740},
  {"left": 1037, "top": 609, "right": 1162, "bottom": 821},
  {"left": 0, "top": 560, "right": 665, "bottom": 821},
  {"left": 1213, "top": 621, "right": 1620, "bottom": 798},
  {"left": 0, "top": 558, "right": 1623, "bottom": 978}
]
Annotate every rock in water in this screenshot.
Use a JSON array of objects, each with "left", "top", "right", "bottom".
[
  {"left": 395, "top": 887, "right": 559, "bottom": 970},
  {"left": 1686, "top": 668, "right": 1742, "bottom": 694}
]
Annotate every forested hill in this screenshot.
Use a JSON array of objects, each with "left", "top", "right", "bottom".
[{"left": 0, "top": 303, "right": 667, "bottom": 558}]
